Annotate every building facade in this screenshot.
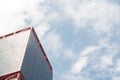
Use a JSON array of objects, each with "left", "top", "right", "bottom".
[{"left": 0, "top": 27, "right": 53, "bottom": 80}]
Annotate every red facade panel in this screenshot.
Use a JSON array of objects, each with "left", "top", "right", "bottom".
[{"left": 0, "top": 71, "right": 25, "bottom": 80}]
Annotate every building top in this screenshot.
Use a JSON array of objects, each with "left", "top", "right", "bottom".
[{"left": 0, "top": 27, "right": 53, "bottom": 73}]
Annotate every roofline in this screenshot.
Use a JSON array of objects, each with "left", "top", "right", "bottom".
[
  {"left": 0, "top": 27, "right": 31, "bottom": 39},
  {"left": 0, "top": 27, "right": 53, "bottom": 73}
]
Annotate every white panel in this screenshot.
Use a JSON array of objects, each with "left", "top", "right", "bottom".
[{"left": 0, "top": 30, "right": 31, "bottom": 76}]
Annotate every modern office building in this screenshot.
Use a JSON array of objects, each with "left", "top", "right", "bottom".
[{"left": 0, "top": 27, "right": 53, "bottom": 80}]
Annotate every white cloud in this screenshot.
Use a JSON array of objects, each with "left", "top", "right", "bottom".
[
  {"left": 80, "top": 45, "right": 99, "bottom": 56},
  {"left": 42, "top": 31, "right": 63, "bottom": 58},
  {"left": 0, "top": 0, "right": 46, "bottom": 36},
  {"left": 61, "top": 39, "right": 120, "bottom": 79},
  {"left": 35, "top": 22, "right": 50, "bottom": 39},
  {"left": 115, "top": 59, "right": 120, "bottom": 72},
  {"left": 0, "top": 0, "right": 44, "bottom": 15},
  {"left": 71, "top": 57, "right": 88, "bottom": 74},
  {"left": 60, "top": 73, "right": 82, "bottom": 80},
  {"left": 70, "top": 44, "right": 100, "bottom": 74},
  {"left": 100, "top": 42, "right": 120, "bottom": 69},
  {"left": 113, "top": 76, "right": 120, "bottom": 80},
  {"left": 100, "top": 54, "right": 113, "bottom": 69},
  {"left": 64, "top": 49, "right": 76, "bottom": 60},
  {"left": 58, "top": 0, "right": 120, "bottom": 35}
]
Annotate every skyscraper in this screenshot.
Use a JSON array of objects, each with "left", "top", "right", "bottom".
[{"left": 0, "top": 27, "right": 53, "bottom": 80}]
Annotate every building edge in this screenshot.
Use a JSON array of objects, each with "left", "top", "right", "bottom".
[{"left": 0, "top": 27, "right": 53, "bottom": 74}]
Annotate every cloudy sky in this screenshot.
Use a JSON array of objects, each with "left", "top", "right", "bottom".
[{"left": 0, "top": 0, "right": 120, "bottom": 80}]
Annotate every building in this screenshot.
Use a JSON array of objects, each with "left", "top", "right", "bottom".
[{"left": 0, "top": 27, "right": 53, "bottom": 80}]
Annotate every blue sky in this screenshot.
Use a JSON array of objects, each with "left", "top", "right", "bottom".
[{"left": 0, "top": 0, "right": 120, "bottom": 80}]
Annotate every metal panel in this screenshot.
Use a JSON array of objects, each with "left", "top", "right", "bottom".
[
  {"left": 0, "top": 30, "right": 31, "bottom": 77},
  {"left": 21, "top": 31, "right": 52, "bottom": 80}
]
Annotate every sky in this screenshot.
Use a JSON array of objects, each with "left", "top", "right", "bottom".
[{"left": 0, "top": 0, "right": 120, "bottom": 80}]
